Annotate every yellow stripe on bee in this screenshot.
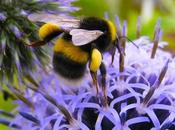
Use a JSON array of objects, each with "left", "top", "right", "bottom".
[
  {"left": 90, "top": 49, "right": 102, "bottom": 72},
  {"left": 53, "top": 38, "right": 89, "bottom": 63},
  {"left": 106, "top": 20, "right": 117, "bottom": 41},
  {"left": 39, "top": 23, "right": 61, "bottom": 40}
]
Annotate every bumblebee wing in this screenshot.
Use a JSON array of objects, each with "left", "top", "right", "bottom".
[
  {"left": 70, "top": 29, "right": 104, "bottom": 46},
  {"left": 28, "top": 13, "right": 80, "bottom": 28}
]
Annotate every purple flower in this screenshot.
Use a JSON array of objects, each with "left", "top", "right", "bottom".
[
  {"left": 9, "top": 35, "right": 175, "bottom": 130},
  {"left": 2, "top": 16, "right": 175, "bottom": 130},
  {"left": 0, "top": 0, "right": 79, "bottom": 85}
]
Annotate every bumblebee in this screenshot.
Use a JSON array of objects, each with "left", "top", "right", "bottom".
[{"left": 28, "top": 13, "right": 119, "bottom": 106}]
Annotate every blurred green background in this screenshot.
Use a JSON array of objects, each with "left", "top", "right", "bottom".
[{"left": 1, "top": 0, "right": 175, "bottom": 129}]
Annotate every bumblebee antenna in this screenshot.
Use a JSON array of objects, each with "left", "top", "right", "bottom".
[{"left": 119, "top": 36, "right": 139, "bottom": 49}]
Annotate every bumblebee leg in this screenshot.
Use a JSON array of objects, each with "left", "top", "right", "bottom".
[
  {"left": 89, "top": 46, "right": 102, "bottom": 96},
  {"left": 90, "top": 71, "right": 99, "bottom": 95},
  {"left": 115, "top": 38, "right": 122, "bottom": 54},
  {"left": 110, "top": 47, "right": 116, "bottom": 66},
  {"left": 100, "top": 62, "right": 108, "bottom": 107}
]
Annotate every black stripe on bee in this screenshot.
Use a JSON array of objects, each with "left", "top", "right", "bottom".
[
  {"left": 53, "top": 52, "right": 87, "bottom": 79},
  {"left": 44, "top": 30, "right": 63, "bottom": 42}
]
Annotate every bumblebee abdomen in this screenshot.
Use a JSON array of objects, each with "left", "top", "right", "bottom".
[
  {"left": 53, "top": 53, "right": 86, "bottom": 79},
  {"left": 53, "top": 38, "right": 89, "bottom": 63},
  {"left": 53, "top": 37, "right": 89, "bottom": 79}
]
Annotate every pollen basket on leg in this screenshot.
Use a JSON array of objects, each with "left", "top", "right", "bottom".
[{"left": 90, "top": 49, "right": 102, "bottom": 72}]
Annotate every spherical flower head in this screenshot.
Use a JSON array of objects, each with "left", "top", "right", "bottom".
[{"left": 3, "top": 18, "right": 175, "bottom": 130}]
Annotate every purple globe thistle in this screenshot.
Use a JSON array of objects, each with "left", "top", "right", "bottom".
[
  {"left": 1, "top": 18, "right": 175, "bottom": 130},
  {"left": 0, "top": 0, "right": 78, "bottom": 91}
]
